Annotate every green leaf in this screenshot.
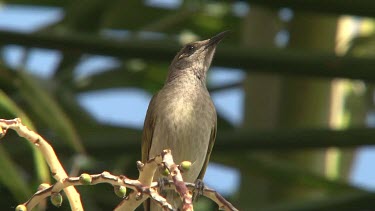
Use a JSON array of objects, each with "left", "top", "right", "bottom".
[
  {"left": 73, "top": 64, "right": 166, "bottom": 93},
  {"left": 14, "top": 71, "right": 85, "bottom": 153},
  {"left": 0, "top": 90, "right": 50, "bottom": 184},
  {"left": 0, "top": 145, "right": 32, "bottom": 201}
]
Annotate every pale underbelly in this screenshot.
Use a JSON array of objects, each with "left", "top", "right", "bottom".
[{"left": 149, "top": 120, "right": 211, "bottom": 183}]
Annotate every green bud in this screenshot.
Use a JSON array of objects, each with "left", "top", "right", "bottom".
[
  {"left": 79, "top": 173, "right": 92, "bottom": 185},
  {"left": 114, "top": 186, "right": 127, "bottom": 198},
  {"left": 161, "top": 167, "right": 170, "bottom": 176},
  {"left": 50, "top": 193, "right": 63, "bottom": 207},
  {"left": 180, "top": 161, "right": 192, "bottom": 172},
  {"left": 15, "top": 205, "right": 27, "bottom": 211}
]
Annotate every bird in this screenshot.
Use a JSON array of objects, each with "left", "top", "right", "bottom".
[{"left": 141, "top": 31, "right": 227, "bottom": 211}]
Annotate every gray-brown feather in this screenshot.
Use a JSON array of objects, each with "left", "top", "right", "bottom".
[
  {"left": 141, "top": 32, "right": 224, "bottom": 211},
  {"left": 141, "top": 73, "right": 216, "bottom": 211}
]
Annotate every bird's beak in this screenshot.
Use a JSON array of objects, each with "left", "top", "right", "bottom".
[{"left": 205, "top": 30, "right": 229, "bottom": 49}]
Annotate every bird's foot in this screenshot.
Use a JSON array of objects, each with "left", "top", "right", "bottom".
[
  {"left": 193, "top": 179, "right": 205, "bottom": 201},
  {"left": 158, "top": 177, "right": 169, "bottom": 196}
]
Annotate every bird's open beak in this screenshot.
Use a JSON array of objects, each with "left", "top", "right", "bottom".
[{"left": 205, "top": 30, "right": 229, "bottom": 49}]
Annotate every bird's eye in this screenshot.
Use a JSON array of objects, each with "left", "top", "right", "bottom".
[
  {"left": 186, "top": 45, "right": 195, "bottom": 54},
  {"left": 178, "top": 44, "right": 196, "bottom": 60}
]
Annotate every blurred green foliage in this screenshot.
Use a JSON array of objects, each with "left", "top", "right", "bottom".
[{"left": 0, "top": 1, "right": 375, "bottom": 210}]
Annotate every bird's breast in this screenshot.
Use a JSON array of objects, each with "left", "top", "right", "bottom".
[{"left": 149, "top": 84, "right": 215, "bottom": 182}]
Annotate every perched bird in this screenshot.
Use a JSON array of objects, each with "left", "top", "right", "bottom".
[{"left": 142, "top": 31, "right": 227, "bottom": 211}]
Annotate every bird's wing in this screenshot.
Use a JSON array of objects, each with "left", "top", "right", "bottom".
[
  {"left": 142, "top": 92, "right": 159, "bottom": 163},
  {"left": 197, "top": 120, "right": 217, "bottom": 180},
  {"left": 142, "top": 92, "right": 159, "bottom": 211}
]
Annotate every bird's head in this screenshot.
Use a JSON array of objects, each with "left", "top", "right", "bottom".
[{"left": 167, "top": 31, "right": 228, "bottom": 82}]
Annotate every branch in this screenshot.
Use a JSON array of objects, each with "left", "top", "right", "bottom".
[
  {"left": 14, "top": 171, "right": 238, "bottom": 211},
  {"left": 114, "top": 149, "right": 193, "bottom": 211},
  {"left": 0, "top": 118, "right": 238, "bottom": 211},
  {"left": 246, "top": 0, "right": 375, "bottom": 18},
  {"left": 0, "top": 118, "right": 83, "bottom": 211},
  {"left": 2, "top": 30, "right": 375, "bottom": 81}
]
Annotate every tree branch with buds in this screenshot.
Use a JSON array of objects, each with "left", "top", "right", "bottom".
[
  {"left": 0, "top": 118, "right": 238, "bottom": 211},
  {"left": 0, "top": 118, "right": 83, "bottom": 211}
]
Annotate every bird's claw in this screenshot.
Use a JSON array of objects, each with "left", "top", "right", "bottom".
[
  {"left": 193, "top": 179, "right": 205, "bottom": 201},
  {"left": 158, "top": 177, "right": 169, "bottom": 196}
]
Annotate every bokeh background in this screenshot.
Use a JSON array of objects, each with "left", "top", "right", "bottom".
[{"left": 1, "top": 0, "right": 375, "bottom": 210}]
